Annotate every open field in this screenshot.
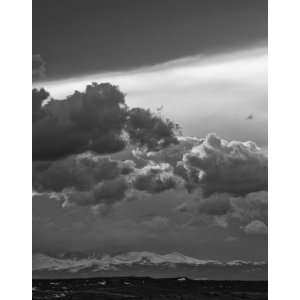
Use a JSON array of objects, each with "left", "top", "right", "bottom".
[{"left": 33, "top": 277, "right": 267, "bottom": 300}]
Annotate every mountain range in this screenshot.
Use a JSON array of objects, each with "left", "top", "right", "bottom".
[{"left": 33, "top": 251, "right": 267, "bottom": 280}]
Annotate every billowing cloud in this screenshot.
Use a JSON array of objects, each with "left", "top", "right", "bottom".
[
  {"left": 134, "top": 136, "right": 202, "bottom": 166},
  {"left": 244, "top": 220, "right": 267, "bottom": 235},
  {"left": 33, "top": 153, "right": 134, "bottom": 193},
  {"left": 131, "top": 162, "right": 183, "bottom": 194},
  {"left": 231, "top": 191, "right": 268, "bottom": 223},
  {"left": 183, "top": 133, "right": 267, "bottom": 196},
  {"left": 126, "top": 108, "right": 179, "bottom": 151},
  {"left": 134, "top": 134, "right": 268, "bottom": 198},
  {"left": 33, "top": 83, "right": 178, "bottom": 161},
  {"left": 33, "top": 151, "right": 136, "bottom": 210},
  {"left": 33, "top": 153, "right": 182, "bottom": 210},
  {"left": 33, "top": 83, "right": 128, "bottom": 160},
  {"left": 62, "top": 177, "right": 129, "bottom": 208}
]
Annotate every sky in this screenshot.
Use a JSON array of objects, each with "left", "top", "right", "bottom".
[{"left": 33, "top": 0, "right": 268, "bottom": 262}]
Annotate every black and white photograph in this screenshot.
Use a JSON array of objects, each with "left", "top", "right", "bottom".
[{"left": 31, "top": 0, "right": 268, "bottom": 299}]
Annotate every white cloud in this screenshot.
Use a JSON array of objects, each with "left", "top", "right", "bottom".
[
  {"left": 183, "top": 133, "right": 268, "bottom": 196},
  {"left": 244, "top": 220, "right": 267, "bottom": 235}
]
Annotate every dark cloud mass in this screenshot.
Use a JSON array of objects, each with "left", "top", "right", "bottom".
[
  {"left": 131, "top": 163, "right": 181, "bottom": 194},
  {"left": 33, "top": 83, "right": 178, "bottom": 161},
  {"left": 183, "top": 133, "right": 268, "bottom": 196},
  {"left": 32, "top": 88, "right": 49, "bottom": 122},
  {"left": 33, "top": 154, "right": 134, "bottom": 193},
  {"left": 33, "top": 152, "right": 182, "bottom": 209},
  {"left": 127, "top": 108, "right": 179, "bottom": 151},
  {"left": 63, "top": 177, "right": 129, "bottom": 208},
  {"left": 33, "top": 83, "right": 127, "bottom": 160}
]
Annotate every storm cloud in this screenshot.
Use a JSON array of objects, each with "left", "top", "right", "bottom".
[
  {"left": 33, "top": 83, "right": 128, "bottom": 160},
  {"left": 33, "top": 83, "right": 178, "bottom": 161}
]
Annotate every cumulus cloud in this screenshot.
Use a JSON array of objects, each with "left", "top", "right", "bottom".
[
  {"left": 33, "top": 83, "right": 128, "bottom": 160},
  {"left": 134, "top": 136, "right": 202, "bottom": 166},
  {"left": 183, "top": 133, "right": 268, "bottom": 196},
  {"left": 33, "top": 83, "right": 178, "bottom": 160},
  {"left": 134, "top": 133, "right": 268, "bottom": 198},
  {"left": 33, "top": 153, "right": 182, "bottom": 210},
  {"left": 244, "top": 220, "right": 267, "bottom": 235},
  {"left": 33, "top": 152, "right": 136, "bottom": 210},
  {"left": 231, "top": 191, "right": 268, "bottom": 223},
  {"left": 131, "top": 162, "right": 183, "bottom": 194},
  {"left": 126, "top": 108, "right": 179, "bottom": 151},
  {"left": 62, "top": 177, "right": 129, "bottom": 208},
  {"left": 33, "top": 153, "right": 134, "bottom": 193}
]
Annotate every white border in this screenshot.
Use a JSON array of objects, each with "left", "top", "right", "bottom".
[
  {"left": 1, "top": 0, "right": 300, "bottom": 299},
  {"left": 0, "top": 1, "right": 32, "bottom": 299},
  {"left": 269, "top": 0, "right": 300, "bottom": 299}
]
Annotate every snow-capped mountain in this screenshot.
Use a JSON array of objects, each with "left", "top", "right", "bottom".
[{"left": 33, "top": 251, "right": 267, "bottom": 280}]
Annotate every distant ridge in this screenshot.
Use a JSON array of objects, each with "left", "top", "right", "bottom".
[{"left": 33, "top": 251, "right": 267, "bottom": 280}]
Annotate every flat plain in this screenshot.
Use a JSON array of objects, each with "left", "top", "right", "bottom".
[{"left": 32, "top": 277, "right": 268, "bottom": 300}]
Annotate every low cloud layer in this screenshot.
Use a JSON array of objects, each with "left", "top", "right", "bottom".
[
  {"left": 33, "top": 151, "right": 183, "bottom": 211},
  {"left": 176, "top": 191, "right": 268, "bottom": 231},
  {"left": 33, "top": 134, "right": 268, "bottom": 225}
]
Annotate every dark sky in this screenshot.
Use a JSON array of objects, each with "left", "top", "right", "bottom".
[{"left": 33, "top": 0, "right": 267, "bottom": 80}]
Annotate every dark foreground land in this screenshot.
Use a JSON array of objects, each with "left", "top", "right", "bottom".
[{"left": 33, "top": 277, "right": 267, "bottom": 300}]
